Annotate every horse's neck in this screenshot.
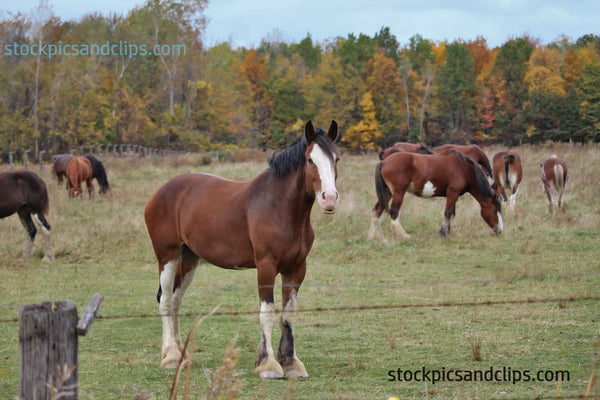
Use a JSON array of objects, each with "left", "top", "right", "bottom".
[{"left": 257, "top": 169, "right": 315, "bottom": 221}]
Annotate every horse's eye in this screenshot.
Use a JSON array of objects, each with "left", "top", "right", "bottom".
[{"left": 307, "top": 158, "right": 314, "bottom": 164}]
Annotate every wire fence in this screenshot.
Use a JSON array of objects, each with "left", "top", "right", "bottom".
[
  {"left": 2, "top": 143, "right": 197, "bottom": 176},
  {"left": 0, "top": 284, "right": 598, "bottom": 399}
]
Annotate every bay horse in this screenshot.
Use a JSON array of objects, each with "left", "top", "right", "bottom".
[
  {"left": 368, "top": 150, "right": 502, "bottom": 240},
  {"left": 51, "top": 154, "right": 73, "bottom": 185},
  {"left": 66, "top": 156, "right": 94, "bottom": 198},
  {"left": 492, "top": 151, "right": 523, "bottom": 214},
  {"left": 436, "top": 144, "right": 492, "bottom": 179},
  {"left": 379, "top": 142, "right": 432, "bottom": 160},
  {"left": 84, "top": 154, "right": 111, "bottom": 194},
  {"left": 541, "top": 155, "right": 568, "bottom": 213},
  {"left": 0, "top": 170, "right": 54, "bottom": 261},
  {"left": 144, "top": 120, "right": 340, "bottom": 378}
]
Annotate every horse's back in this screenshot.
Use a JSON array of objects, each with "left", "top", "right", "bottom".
[
  {"left": 145, "top": 173, "right": 257, "bottom": 268},
  {"left": 0, "top": 170, "right": 49, "bottom": 217}
]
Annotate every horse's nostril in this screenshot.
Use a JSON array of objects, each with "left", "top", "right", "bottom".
[{"left": 322, "top": 192, "right": 326, "bottom": 200}]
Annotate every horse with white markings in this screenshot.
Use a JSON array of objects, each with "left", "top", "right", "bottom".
[
  {"left": 144, "top": 120, "right": 340, "bottom": 378},
  {"left": 492, "top": 151, "right": 523, "bottom": 214},
  {"left": 541, "top": 155, "right": 568, "bottom": 213},
  {"left": 369, "top": 150, "right": 502, "bottom": 240}
]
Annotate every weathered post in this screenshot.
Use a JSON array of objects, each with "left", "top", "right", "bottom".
[
  {"left": 39, "top": 151, "right": 45, "bottom": 177},
  {"left": 19, "top": 294, "right": 103, "bottom": 400}
]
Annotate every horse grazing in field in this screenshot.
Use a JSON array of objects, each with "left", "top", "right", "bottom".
[
  {"left": 66, "top": 156, "right": 94, "bottom": 198},
  {"left": 436, "top": 144, "right": 492, "bottom": 179},
  {"left": 83, "top": 154, "right": 110, "bottom": 194},
  {"left": 145, "top": 120, "right": 340, "bottom": 378},
  {"left": 369, "top": 150, "right": 502, "bottom": 240},
  {"left": 51, "top": 154, "right": 74, "bottom": 185},
  {"left": 541, "top": 155, "right": 568, "bottom": 213},
  {"left": 492, "top": 151, "right": 523, "bottom": 214},
  {"left": 379, "top": 142, "right": 432, "bottom": 160},
  {"left": 0, "top": 170, "right": 54, "bottom": 261}
]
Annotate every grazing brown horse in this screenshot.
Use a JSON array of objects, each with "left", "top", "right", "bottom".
[
  {"left": 492, "top": 151, "right": 523, "bottom": 214},
  {"left": 436, "top": 144, "right": 492, "bottom": 179},
  {"left": 66, "top": 156, "right": 94, "bottom": 198},
  {"left": 379, "top": 142, "right": 432, "bottom": 160},
  {"left": 51, "top": 154, "right": 74, "bottom": 185},
  {"left": 145, "top": 121, "right": 340, "bottom": 378},
  {"left": 541, "top": 155, "right": 568, "bottom": 213},
  {"left": 0, "top": 170, "right": 54, "bottom": 261},
  {"left": 369, "top": 150, "right": 502, "bottom": 240}
]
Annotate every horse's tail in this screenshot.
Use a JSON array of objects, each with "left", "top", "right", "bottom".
[
  {"left": 554, "top": 164, "right": 564, "bottom": 191},
  {"left": 503, "top": 154, "right": 516, "bottom": 185},
  {"left": 374, "top": 162, "right": 392, "bottom": 213}
]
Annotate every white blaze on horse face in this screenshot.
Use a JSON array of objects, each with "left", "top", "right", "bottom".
[
  {"left": 422, "top": 181, "right": 436, "bottom": 197},
  {"left": 309, "top": 143, "right": 339, "bottom": 213}
]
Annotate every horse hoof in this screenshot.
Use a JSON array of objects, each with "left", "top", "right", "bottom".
[
  {"left": 285, "top": 369, "right": 308, "bottom": 378},
  {"left": 161, "top": 353, "right": 185, "bottom": 369},
  {"left": 259, "top": 370, "right": 285, "bottom": 379}
]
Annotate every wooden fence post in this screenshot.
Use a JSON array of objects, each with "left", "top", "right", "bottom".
[{"left": 19, "top": 294, "right": 103, "bottom": 400}]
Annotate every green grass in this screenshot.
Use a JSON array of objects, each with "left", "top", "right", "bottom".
[{"left": 0, "top": 144, "right": 598, "bottom": 399}]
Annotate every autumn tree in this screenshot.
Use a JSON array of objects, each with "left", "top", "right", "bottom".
[
  {"left": 436, "top": 40, "right": 477, "bottom": 141},
  {"left": 344, "top": 92, "right": 381, "bottom": 151},
  {"left": 492, "top": 37, "right": 534, "bottom": 144}
]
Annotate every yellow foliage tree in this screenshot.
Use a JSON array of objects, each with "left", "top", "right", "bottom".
[{"left": 344, "top": 92, "right": 382, "bottom": 151}]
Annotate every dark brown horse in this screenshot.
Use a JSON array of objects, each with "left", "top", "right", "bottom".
[
  {"left": 145, "top": 121, "right": 340, "bottom": 378},
  {"left": 541, "top": 155, "right": 568, "bottom": 213},
  {"left": 0, "top": 170, "right": 54, "bottom": 261},
  {"left": 436, "top": 144, "right": 492, "bottom": 179},
  {"left": 66, "top": 156, "right": 94, "bottom": 198},
  {"left": 492, "top": 151, "right": 523, "bottom": 214},
  {"left": 369, "top": 150, "right": 502, "bottom": 240},
  {"left": 84, "top": 154, "right": 110, "bottom": 194},
  {"left": 51, "top": 154, "right": 73, "bottom": 185},
  {"left": 379, "top": 142, "right": 432, "bottom": 160}
]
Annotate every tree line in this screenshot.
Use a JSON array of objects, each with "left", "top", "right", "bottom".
[{"left": 2, "top": 0, "right": 600, "bottom": 160}]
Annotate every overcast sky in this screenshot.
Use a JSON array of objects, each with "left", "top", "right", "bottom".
[{"left": 2, "top": 0, "right": 599, "bottom": 48}]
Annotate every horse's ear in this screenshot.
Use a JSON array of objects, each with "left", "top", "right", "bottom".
[
  {"left": 327, "top": 120, "right": 338, "bottom": 142},
  {"left": 305, "top": 120, "right": 316, "bottom": 143}
]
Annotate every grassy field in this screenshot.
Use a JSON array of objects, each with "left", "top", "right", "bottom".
[{"left": 0, "top": 142, "right": 599, "bottom": 400}]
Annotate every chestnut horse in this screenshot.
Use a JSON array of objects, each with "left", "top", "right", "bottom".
[
  {"left": 145, "top": 121, "right": 340, "bottom": 378},
  {"left": 379, "top": 142, "right": 432, "bottom": 160},
  {"left": 369, "top": 150, "right": 502, "bottom": 240},
  {"left": 492, "top": 151, "right": 523, "bottom": 214},
  {"left": 436, "top": 144, "right": 492, "bottom": 179},
  {"left": 0, "top": 170, "right": 54, "bottom": 261},
  {"left": 66, "top": 156, "right": 94, "bottom": 198},
  {"left": 541, "top": 155, "right": 568, "bottom": 213}
]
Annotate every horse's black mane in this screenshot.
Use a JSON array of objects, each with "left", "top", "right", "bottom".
[
  {"left": 446, "top": 150, "right": 498, "bottom": 208},
  {"left": 267, "top": 128, "right": 334, "bottom": 177},
  {"left": 84, "top": 153, "right": 110, "bottom": 189}
]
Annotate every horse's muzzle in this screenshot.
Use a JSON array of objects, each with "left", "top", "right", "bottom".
[{"left": 318, "top": 191, "right": 339, "bottom": 214}]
